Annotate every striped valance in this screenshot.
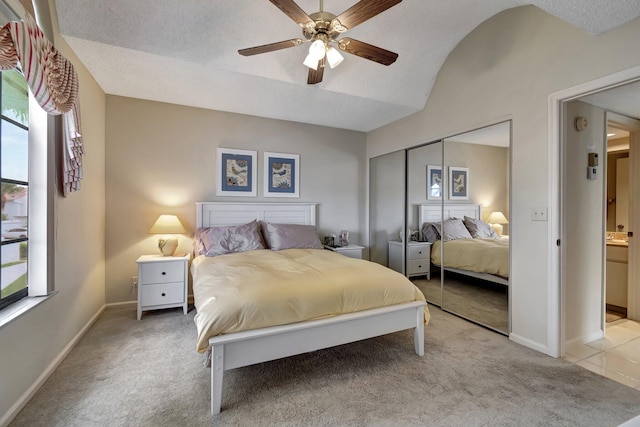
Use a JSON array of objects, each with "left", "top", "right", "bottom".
[{"left": 0, "top": 13, "right": 83, "bottom": 195}]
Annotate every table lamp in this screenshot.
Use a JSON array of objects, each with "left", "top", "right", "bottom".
[
  {"left": 149, "top": 214, "right": 186, "bottom": 256},
  {"left": 487, "top": 211, "right": 508, "bottom": 237}
]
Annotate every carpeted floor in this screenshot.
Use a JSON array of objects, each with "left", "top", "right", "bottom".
[{"left": 9, "top": 305, "right": 640, "bottom": 427}]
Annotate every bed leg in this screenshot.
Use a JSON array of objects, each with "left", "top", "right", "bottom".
[
  {"left": 211, "top": 344, "right": 224, "bottom": 415},
  {"left": 414, "top": 307, "right": 425, "bottom": 356}
]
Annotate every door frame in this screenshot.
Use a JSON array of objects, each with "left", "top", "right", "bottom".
[{"left": 549, "top": 64, "right": 640, "bottom": 357}]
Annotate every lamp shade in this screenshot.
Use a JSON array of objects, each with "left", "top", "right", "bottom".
[
  {"left": 487, "top": 211, "right": 509, "bottom": 224},
  {"left": 149, "top": 215, "right": 186, "bottom": 234},
  {"left": 487, "top": 211, "right": 508, "bottom": 237},
  {"left": 325, "top": 46, "right": 344, "bottom": 69}
]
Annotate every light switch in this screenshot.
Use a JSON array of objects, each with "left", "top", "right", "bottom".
[{"left": 532, "top": 207, "right": 547, "bottom": 221}]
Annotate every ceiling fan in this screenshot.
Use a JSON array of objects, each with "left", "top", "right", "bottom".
[{"left": 238, "top": 0, "right": 402, "bottom": 84}]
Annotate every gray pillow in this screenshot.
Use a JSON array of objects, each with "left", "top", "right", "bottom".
[
  {"left": 433, "top": 218, "right": 473, "bottom": 241},
  {"left": 197, "top": 220, "right": 266, "bottom": 256},
  {"left": 421, "top": 222, "right": 440, "bottom": 243},
  {"left": 463, "top": 216, "right": 498, "bottom": 239},
  {"left": 264, "top": 223, "right": 323, "bottom": 251}
]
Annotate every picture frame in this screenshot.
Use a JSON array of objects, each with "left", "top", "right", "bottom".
[
  {"left": 427, "top": 165, "right": 443, "bottom": 200},
  {"left": 449, "top": 166, "right": 469, "bottom": 200},
  {"left": 263, "top": 152, "right": 300, "bottom": 198},
  {"left": 216, "top": 148, "right": 257, "bottom": 197}
]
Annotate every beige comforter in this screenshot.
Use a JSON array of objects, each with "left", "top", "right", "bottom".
[
  {"left": 192, "top": 249, "right": 428, "bottom": 352},
  {"left": 430, "top": 237, "right": 509, "bottom": 278}
]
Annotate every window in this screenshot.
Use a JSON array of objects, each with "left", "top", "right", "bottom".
[{"left": 0, "top": 69, "right": 28, "bottom": 310}]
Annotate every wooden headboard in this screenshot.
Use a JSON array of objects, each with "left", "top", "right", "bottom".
[
  {"left": 196, "top": 202, "right": 317, "bottom": 228},
  {"left": 418, "top": 203, "right": 481, "bottom": 226}
]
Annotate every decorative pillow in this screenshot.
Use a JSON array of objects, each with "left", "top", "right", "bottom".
[
  {"left": 421, "top": 222, "right": 440, "bottom": 243},
  {"left": 264, "top": 223, "right": 323, "bottom": 251},
  {"left": 433, "top": 218, "right": 473, "bottom": 241},
  {"left": 196, "top": 220, "right": 266, "bottom": 256},
  {"left": 463, "top": 216, "right": 498, "bottom": 239}
]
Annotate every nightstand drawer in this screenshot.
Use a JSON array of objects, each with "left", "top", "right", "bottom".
[
  {"left": 140, "top": 282, "right": 184, "bottom": 306},
  {"left": 407, "top": 244, "right": 429, "bottom": 260},
  {"left": 140, "top": 261, "right": 184, "bottom": 284},
  {"left": 408, "top": 259, "right": 429, "bottom": 274}
]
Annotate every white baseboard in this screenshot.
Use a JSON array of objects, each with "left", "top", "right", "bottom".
[
  {"left": 0, "top": 304, "right": 106, "bottom": 427},
  {"left": 564, "top": 329, "right": 604, "bottom": 350},
  {"left": 105, "top": 300, "right": 136, "bottom": 308},
  {"left": 509, "top": 333, "right": 550, "bottom": 356}
]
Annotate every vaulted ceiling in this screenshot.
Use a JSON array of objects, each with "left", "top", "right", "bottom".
[{"left": 54, "top": 0, "right": 640, "bottom": 132}]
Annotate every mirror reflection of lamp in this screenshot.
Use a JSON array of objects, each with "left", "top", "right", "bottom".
[
  {"left": 149, "top": 214, "right": 186, "bottom": 256},
  {"left": 487, "top": 211, "right": 509, "bottom": 236}
]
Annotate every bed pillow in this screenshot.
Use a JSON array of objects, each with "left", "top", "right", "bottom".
[
  {"left": 433, "top": 218, "right": 473, "bottom": 241},
  {"left": 264, "top": 223, "right": 323, "bottom": 251},
  {"left": 421, "top": 222, "right": 440, "bottom": 243},
  {"left": 196, "top": 220, "right": 266, "bottom": 256},
  {"left": 463, "top": 216, "right": 499, "bottom": 239}
]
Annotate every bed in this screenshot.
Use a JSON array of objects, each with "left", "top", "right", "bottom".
[
  {"left": 418, "top": 203, "right": 509, "bottom": 286},
  {"left": 193, "top": 202, "right": 428, "bottom": 415}
]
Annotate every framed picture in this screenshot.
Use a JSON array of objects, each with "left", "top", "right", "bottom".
[
  {"left": 427, "top": 165, "right": 443, "bottom": 200},
  {"left": 264, "top": 152, "right": 300, "bottom": 198},
  {"left": 216, "top": 148, "right": 257, "bottom": 197},
  {"left": 449, "top": 166, "right": 469, "bottom": 200}
]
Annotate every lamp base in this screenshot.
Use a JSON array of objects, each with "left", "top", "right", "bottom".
[
  {"left": 158, "top": 237, "right": 178, "bottom": 256},
  {"left": 491, "top": 223, "right": 503, "bottom": 237}
]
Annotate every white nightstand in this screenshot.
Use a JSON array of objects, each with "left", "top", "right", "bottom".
[
  {"left": 388, "top": 241, "right": 431, "bottom": 279},
  {"left": 324, "top": 244, "right": 364, "bottom": 259},
  {"left": 136, "top": 253, "right": 190, "bottom": 320}
]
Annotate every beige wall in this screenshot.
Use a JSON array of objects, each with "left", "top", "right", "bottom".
[
  {"left": 105, "top": 96, "right": 366, "bottom": 304},
  {"left": 367, "top": 6, "right": 640, "bottom": 353},
  {"left": 0, "top": 0, "right": 106, "bottom": 422}
]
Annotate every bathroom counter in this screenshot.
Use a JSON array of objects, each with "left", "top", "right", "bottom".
[{"left": 606, "top": 240, "right": 629, "bottom": 247}]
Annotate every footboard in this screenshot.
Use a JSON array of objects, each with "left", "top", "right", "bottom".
[{"left": 208, "top": 301, "right": 426, "bottom": 414}]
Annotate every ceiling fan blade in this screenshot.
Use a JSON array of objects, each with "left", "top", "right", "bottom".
[
  {"left": 307, "top": 57, "right": 325, "bottom": 84},
  {"left": 238, "top": 39, "right": 303, "bottom": 56},
  {"left": 269, "top": 0, "right": 314, "bottom": 27},
  {"left": 338, "top": 38, "right": 398, "bottom": 66},
  {"left": 333, "top": 0, "right": 402, "bottom": 31}
]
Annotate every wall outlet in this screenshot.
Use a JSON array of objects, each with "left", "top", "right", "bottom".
[
  {"left": 532, "top": 207, "right": 548, "bottom": 221},
  {"left": 131, "top": 276, "right": 138, "bottom": 287}
]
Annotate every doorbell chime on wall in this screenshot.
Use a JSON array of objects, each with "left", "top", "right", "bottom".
[{"left": 587, "top": 152, "right": 598, "bottom": 180}]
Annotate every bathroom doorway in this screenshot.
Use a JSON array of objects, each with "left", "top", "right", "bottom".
[{"left": 605, "top": 120, "right": 631, "bottom": 323}]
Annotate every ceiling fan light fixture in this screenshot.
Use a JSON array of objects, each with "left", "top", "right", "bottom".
[
  {"left": 308, "top": 39, "right": 326, "bottom": 60},
  {"left": 303, "top": 51, "right": 319, "bottom": 70},
  {"left": 325, "top": 46, "right": 343, "bottom": 68}
]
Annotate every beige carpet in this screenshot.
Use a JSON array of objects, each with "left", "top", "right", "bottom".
[{"left": 9, "top": 305, "right": 640, "bottom": 427}]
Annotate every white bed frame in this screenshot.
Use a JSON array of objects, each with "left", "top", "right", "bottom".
[
  {"left": 195, "top": 202, "right": 426, "bottom": 415},
  {"left": 418, "top": 203, "right": 509, "bottom": 286}
]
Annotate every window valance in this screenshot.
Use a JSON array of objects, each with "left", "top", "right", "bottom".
[{"left": 0, "top": 13, "right": 83, "bottom": 195}]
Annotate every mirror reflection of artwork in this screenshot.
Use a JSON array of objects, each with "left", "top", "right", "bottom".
[
  {"left": 449, "top": 167, "right": 469, "bottom": 200},
  {"left": 427, "top": 165, "right": 442, "bottom": 200},
  {"left": 264, "top": 152, "right": 300, "bottom": 198},
  {"left": 216, "top": 148, "right": 257, "bottom": 197}
]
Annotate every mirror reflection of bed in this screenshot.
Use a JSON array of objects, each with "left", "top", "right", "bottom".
[
  {"left": 412, "top": 204, "right": 509, "bottom": 333},
  {"left": 404, "top": 122, "right": 511, "bottom": 335}
]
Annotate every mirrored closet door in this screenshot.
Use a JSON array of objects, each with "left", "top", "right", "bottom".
[
  {"left": 369, "top": 122, "right": 512, "bottom": 335},
  {"left": 369, "top": 150, "right": 406, "bottom": 269},
  {"left": 440, "top": 122, "right": 511, "bottom": 334}
]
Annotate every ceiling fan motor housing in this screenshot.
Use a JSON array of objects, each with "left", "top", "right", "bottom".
[{"left": 303, "top": 11, "right": 343, "bottom": 42}]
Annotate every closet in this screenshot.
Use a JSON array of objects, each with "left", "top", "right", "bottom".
[{"left": 369, "top": 121, "right": 511, "bottom": 334}]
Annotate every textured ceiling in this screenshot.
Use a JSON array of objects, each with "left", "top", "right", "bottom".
[{"left": 54, "top": 0, "right": 640, "bottom": 132}]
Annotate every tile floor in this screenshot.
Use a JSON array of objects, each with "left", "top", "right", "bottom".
[{"left": 564, "top": 318, "right": 640, "bottom": 390}]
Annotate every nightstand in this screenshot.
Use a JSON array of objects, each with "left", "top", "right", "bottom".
[
  {"left": 324, "top": 244, "right": 364, "bottom": 259},
  {"left": 136, "top": 253, "right": 190, "bottom": 320},
  {"left": 388, "top": 241, "right": 431, "bottom": 279}
]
